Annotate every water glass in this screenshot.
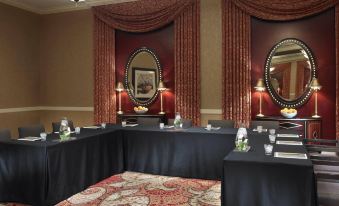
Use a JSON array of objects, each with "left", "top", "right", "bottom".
[
  {"left": 257, "top": 125, "right": 263, "bottom": 133},
  {"left": 159, "top": 123, "right": 164, "bottom": 129},
  {"left": 122, "top": 121, "right": 127, "bottom": 127},
  {"left": 40, "top": 132, "right": 47, "bottom": 141},
  {"left": 269, "top": 129, "right": 276, "bottom": 135},
  {"left": 101, "top": 122, "right": 106, "bottom": 129},
  {"left": 264, "top": 144, "right": 273, "bottom": 155},
  {"left": 269, "top": 134, "right": 276, "bottom": 143},
  {"left": 75, "top": 127, "right": 81, "bottom": 134},
  {"left": 206, "top": 124, "right": 212, "bottom": 130}
]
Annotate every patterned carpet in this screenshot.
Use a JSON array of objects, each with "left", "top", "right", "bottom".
[
  {"left": 1, "top": 172, "right": 221, "bottom": 206},
  {"left": 57, "top": 171, "right": 221, "bottom": 206}
]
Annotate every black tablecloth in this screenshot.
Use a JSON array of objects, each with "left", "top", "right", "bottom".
[
  {"left": 123, "top": 127, "right": 237, "bottom": 180},
  {"left": 222, "top": 133, "right": 317, "bottom": 206},
  {"left": 0, "top": 127, "right": 124, "bottom": 206}
]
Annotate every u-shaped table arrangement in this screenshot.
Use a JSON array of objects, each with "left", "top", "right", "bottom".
[{"left": 0, "top": 124, "right": 316, "bottom": 206}]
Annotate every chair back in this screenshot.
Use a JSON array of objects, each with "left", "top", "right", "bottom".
[
  {"left": 168, "top": 119, "right": 193, "bottom": 128},
  {"left": 0, "top": 129, "right": 11, "bottom": 140},
  {"left": 250, "top": 121, "right": 279, "bottom": 129},
  {"left": 208, "top": 120, "right": 234, "bottom": 128},
  {"left": 18, "top": 124, "right": 45, "bottom": 138},
  {"left": 52, "top": 120, "right": 75, "bottom": 133},
  {"left": 137, "top": 117, "right": 160, "bottom": 126}
]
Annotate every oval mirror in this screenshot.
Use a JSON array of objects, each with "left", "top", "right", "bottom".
[
  {"left": 264, "top": 39, "right": 316, "bottom": 108},
  {"left": 125, "top": 47, "right": 162, "bottom": 106}
]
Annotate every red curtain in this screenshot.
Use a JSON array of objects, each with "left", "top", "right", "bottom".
[
  {"left": 222, "top": 0, "right": 339, "bottom": 128},
  {"left": 336, "top": 5, "right": 339, "bottom": 139},
  {"left": 93, "top": 0, "right": 200, "bottom": 124}
]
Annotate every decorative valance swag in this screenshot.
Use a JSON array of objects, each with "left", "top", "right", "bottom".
[
  {"left": 222, "top": 0, "right": 339, "bottom": 131},
  {"left": 93, "top": 0, "right": 200, "bottom": 125}
]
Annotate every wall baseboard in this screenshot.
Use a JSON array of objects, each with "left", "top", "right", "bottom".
[{"left": 0, "top": 107, "right": 221, "bottom": 115}]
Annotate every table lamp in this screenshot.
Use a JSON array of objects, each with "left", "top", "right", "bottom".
[
  {"left": 116, "top": 82, "right": 124, "bottom": 114},
  {"left": 310, "top": 77, "right": 322, "bottom": 118},
  {"left": 158, "top": 81, "right": 167, "bottom": 114},
  {"left": 254, "top": 78, "right": 266, "bottom": 117}
]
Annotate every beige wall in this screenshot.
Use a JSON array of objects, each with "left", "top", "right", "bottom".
[
  {"left": 0, "top": 3, "right": 41, "bottom": 137},
  {"left": 0, "top": 0, "right": 222, "bottom": 136}
]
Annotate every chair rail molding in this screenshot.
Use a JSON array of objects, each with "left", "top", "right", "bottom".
[
  {"left": 200, "top": 109, "right": 222, "bottom": 115},
  {"left": 0, "top": 106, "right": 94, "bottom": 114}
]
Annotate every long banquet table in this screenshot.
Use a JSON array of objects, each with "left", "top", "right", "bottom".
[{"left": 0, "top": 125, "right": 317, "bottom": 206}]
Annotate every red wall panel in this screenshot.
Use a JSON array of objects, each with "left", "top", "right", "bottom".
[
  {"left": 251, "top": 9, "right": 336, "bottom": 139},
  {"left": 115, "top": 24, "right": 175, "bottom": 119}
]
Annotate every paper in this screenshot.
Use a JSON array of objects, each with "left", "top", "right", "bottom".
[
  {"left": 18, "top": 137, "right": 42, "bottom": 141},
  {"left": 274, "top": 152, "right": 307, "bottom": 159},
  {"left": 205, "top": 127, "right": 221, "bottom": 131},
  {"left": 82, "top": 126, "right": 101, "bottom": 129},
  {"left": 253, "top": 129, "right": 268, "bottom": 132},
  {"left": 276, "top": 140, "right": 303, "bottom": 145},
  {"left": 124, "top": 124, "right": 138, "bottom": 127},
  {"left": 164, "top": 125, "right": 174, "bottom": 129},
  {"left": 277, "top": 133, "right": 299, "bottom": 138},
  {"left": 54, "top": 131, "right": 75, "bottom": 134}
]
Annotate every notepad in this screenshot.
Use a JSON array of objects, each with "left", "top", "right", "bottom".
[
  {"left": 253, "top": 129, "right": 268, "bottom": 132},
  {"left": 54, "top": 131, "right": 75, "bottom": 134},
  {"left": 164, "top": 125, "right": 174, "bottom": 129},
  {"left": 82, "top": 126, "right": 101, "bottom": 129},
  {"left": 274, "top": 152, "right": 307, "bottom": 159},
  {"left": 124, "top": 124, "right": 138, "bottom": 127},
  {"left": 18, "top": 137, "right": 42, "bottom": 141},
  {"left": 277, "top": 133, "right": 299, "bottom": 138},
  {"left": 276, "top": 140, "right": 303, "bottom": 145},
  {"left": 205, "top": 127, "right": 221, "bottom": 131}
]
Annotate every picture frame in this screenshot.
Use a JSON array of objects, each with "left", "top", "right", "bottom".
[{"left": 132, "top": 67, "right": 157, "bottom": 99}]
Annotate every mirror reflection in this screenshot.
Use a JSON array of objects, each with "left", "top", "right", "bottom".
[
  {"left": 264, "top": 39, "right": 316, "bottom": 108},
  {"left": 269, "top": 43, "right": 311, "bottom": 101},
  {"left": 125, "top": 47, "right": 161, "bottom": 106}
]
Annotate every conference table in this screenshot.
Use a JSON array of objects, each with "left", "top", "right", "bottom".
[{"left": 0, "top": 124, "right": 317, "bottom": 206}]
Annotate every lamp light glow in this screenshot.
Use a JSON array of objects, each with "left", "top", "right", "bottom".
[
  {"left": 157, "top": 81, "right": 166, "bottom": 114},
  {"left": 255, "top": 78, "right": 266, "bottom": 117},
  {"left": 116, "top": 82, "right": 124, "bottom": 114}
]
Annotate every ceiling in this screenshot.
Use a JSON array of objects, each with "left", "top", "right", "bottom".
[{"left": 0, "top": 0, "right": 137, "bottom": 14}]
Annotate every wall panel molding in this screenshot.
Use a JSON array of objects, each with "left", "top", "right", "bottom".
[{"left": 200, "top": 109, "right": 222, "bottom": 114}]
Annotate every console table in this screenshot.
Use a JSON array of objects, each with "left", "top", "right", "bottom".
[
  {"left": 117, "top": 113, "right": 166, "bottom": 124},
  {"left": 256, "top": 116, "right": 322, "bottom": 139}
]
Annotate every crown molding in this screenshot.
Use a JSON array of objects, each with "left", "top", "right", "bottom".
[{"left": 0, "top": 0, "right": 137, "bottom": 15}]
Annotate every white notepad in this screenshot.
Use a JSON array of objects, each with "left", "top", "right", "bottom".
[
  {"left": 276, "top": 140, "right": 303, "bottom": 145},
  {"left": 274, "top": 152, "right": 307, "bottom": 159},
  {"left": 205, "top": 127, "right": 221, "bottom": 131},
  {"left": 18, "top": 137, "right": 42, "bottom": 141},
  {"left": 82, "top": 126, "right": 101, "bottom": 129},
  {"left": 277, "top": 133, "right": 299, "bottom": 138},
  {"left": 124, "top": 124, "right": 138, "bottom": 127}
]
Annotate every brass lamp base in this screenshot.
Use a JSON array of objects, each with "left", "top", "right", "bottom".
[
  {"left": 117, "top": 110, "right": 124, "bottom": 114},
  {"left": 256, "top": 113, "right": 264, "bottom": 117},
  {"left": 312, "top": 114, "right": 321, "bottom": 118},
  {"left": 159, "top": 111, "right": 165, "bottom": 115}
]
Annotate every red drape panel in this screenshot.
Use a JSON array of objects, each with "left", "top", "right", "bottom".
[
  {"left": 93, "top": 0, "right": 200, "bottom": 124},
  {"left": 94, "top": 16, "right": 116, "bottom": 124},
  {"left": 222, "top": 0, "right": 251, "bottom": 127},
  {"left": 175, "top": 1, "right": 201, "bottom": 125},
  {"left": 222, "top": 0, "right": 339, "bottom": 128}
]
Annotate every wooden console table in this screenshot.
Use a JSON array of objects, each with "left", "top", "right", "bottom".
[
  {"left": 256, "top": 116, "right": 322, "bottom": 139},
  {"left": 117, "top": 113, "right": 167, "bottom": 124}
]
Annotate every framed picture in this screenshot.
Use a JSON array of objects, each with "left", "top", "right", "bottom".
[{"left": 132, "top": 67, "right": 157, "bottom": 99}]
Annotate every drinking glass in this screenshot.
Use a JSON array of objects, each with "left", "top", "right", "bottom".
[
  {"left": 159, "top": 123, "right": 164, "bottom": 129},
  {"left": 269, "top": 134, "right": 276, "bottom": 143},
  {"left": 269, "top": 129, "right": 276, "bottom": 135},
  {"left": 101, "top": 123, "right": 106, "bottom": 129},
  {"left": 206, "top": 124, "right": 212, "bottom": 130},
  {"left": 75, "top": 127, "right": 81, "bottom": 134},
  {"left": 40, "top": 132, "right": 47, "bottom": 141},
  {"left": 122, "top": 121, "right": 127, "bottom": 127},
  {"left": 257, "top": 125, "right": 263, "bottom": 133},
  {"left": 264, "top": 144, "right": 273, "bottom": 155}
]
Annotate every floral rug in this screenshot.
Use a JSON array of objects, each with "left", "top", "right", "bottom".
[{"left": 57, "top": 171, "right": 221, "bottom": 206}]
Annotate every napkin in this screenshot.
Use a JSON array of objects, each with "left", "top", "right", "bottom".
[
  {"left": 124, "top": 124, "right": 138, "bottom": 127},
  {"left": 276, "top": 140, "right": 303, "bottom": 145},
  {"left": 277, "top": 133, "right": 299, "bottom": 138},
  {"left": 82, "top": 126, "right": 101, "bottom": 129}
]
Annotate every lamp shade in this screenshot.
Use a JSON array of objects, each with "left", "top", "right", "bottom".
[
  {"left": 116, "top": 82, "right": 124, "bottom": 92},
  {"left": 310, "top": 77, "right": 322, "bottom": 90},
  {"left": 254, "top": 78, "right": 265, "bottom": 92},
  {"left": 158, "top": 81, "right": 166, "bottom": 91}
]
